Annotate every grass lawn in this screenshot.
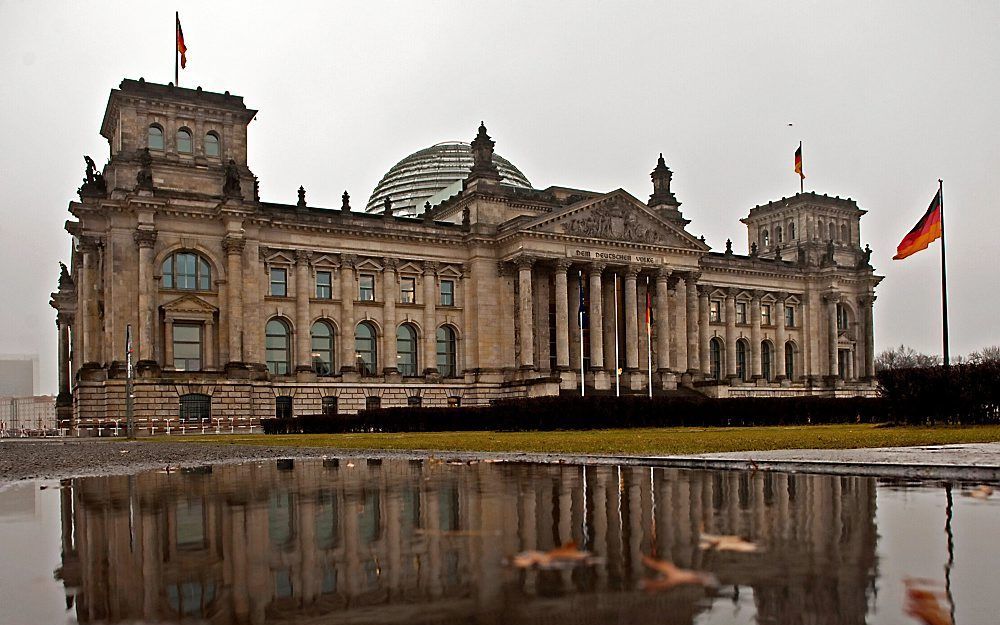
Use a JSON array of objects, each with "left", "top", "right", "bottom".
[{"left": 160, "top": 424, "right": 1000, "bottom": 456}]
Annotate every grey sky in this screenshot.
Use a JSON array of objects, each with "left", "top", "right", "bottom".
[{"left": 1, "top": 1, "right": 997, "bottom": 393}]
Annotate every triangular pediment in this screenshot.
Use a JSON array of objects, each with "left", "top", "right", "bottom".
[
  {"left": 520, "top": 189, "right": 709, "bottom": 251},
  {"left": 162, "top": 294, "right": 218, "bottom": 314}
]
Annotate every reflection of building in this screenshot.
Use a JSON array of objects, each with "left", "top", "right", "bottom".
[
  {"left": 56, "top": 460, "right": 877, "bottom": 624},
  {"left": 50, "top": 79, "right": 882, "bottom": 431}
]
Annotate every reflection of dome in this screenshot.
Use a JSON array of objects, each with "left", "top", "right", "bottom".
[{"left": 365, "top": 141, "right": 531, "bottom": 216}]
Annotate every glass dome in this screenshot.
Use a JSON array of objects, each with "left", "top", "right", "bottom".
[{"left": 365, "top": 141, "right": 531, "bottom": 216}]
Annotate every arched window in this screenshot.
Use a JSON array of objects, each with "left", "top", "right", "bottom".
[
  {"left": 355, "top": 322, "right": 378, "bottom": 376},
  {"left": 776, "top": 226, "right": 783, "bottom": 243},
  {"left": 841, "top": 224, "right": 849, "bottom": 242},
  {"left": 788, "top": 221, "right": 796, "bottom": 240},
  {"left": 761, "top": 341, "right": 773, "bottom": 382},
  {"left": 161, "top": 252, "right": 212, "bottom": 290},
  {"left": 816, "top": 220, "right": 823, "bottom": 240},
  {"left": 785, "top": 341, "right": 796, "bottom": 379},
  {"left": 709, "top": 337, "right": 723, "bottom": 380},
  {"left": 177, "top": 128, "right": 193, "bottom": 154},
  {"left": 179, "top": 393, "right": 211, "bottom": 423},
  {"left": 311, "top": 321, "right": 335, "bottom": 376},
  {"left": 396, "top": 324, "right": 418, "bottom": 376},
  {"left": 148, "top": 124, "right": 164, "bottom": 150},
  {"left": 828, "top": 223, "right": 835, "bottom": 241},
  {"left": 736, "top": 339, "right": 749, "bottom": 382},
  {"left": 437, "top": 326, "right": 457, "bottom": 377},
  {"left": 760, "top": 229, "right": 770, "bottom": 248},
  {"left": 204, "top": 132, "right": 220, "bottom": 157},
  {"left": 266, "top": 319, "right": 291, "bottom": 375}
]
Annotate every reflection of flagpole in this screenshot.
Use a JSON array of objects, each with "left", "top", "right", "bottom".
[
  {"left": 944, "top": 483, "right": 956, "bottom": 624},
  {"left": 582, "top": 465, "right": 589, "bottom": 548},
  {"left": 649, "top": 467, "right": 657, "bottom": 557},
  {"left": 939, "top": 180, "right": 950, "bottom": 367},
  {"left": 614, "top": 273, "right": 620, "bottom": 397}
]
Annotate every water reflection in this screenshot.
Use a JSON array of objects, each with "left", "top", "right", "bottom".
[{"left": 54, "top": 460, "right": 879, "bottom": 624}]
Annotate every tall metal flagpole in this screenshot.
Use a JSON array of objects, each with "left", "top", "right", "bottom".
[
  {"left": 174, "top": 12, "right": 179, "bottom": 86},
  {"left": 799, "top": 141, "right": 804, "bottom": 194},
  {"left": 579, "top": 270, "right": 585, "bottom": 396},
  {"left": 646, "top": 276, "right": 652, "bottom": 398},
  {"left": 614, "top": 272, "right": 620, "bottom": 397},
  {"left": 939, "top": 179, "right": 950, "bottom": 367}
]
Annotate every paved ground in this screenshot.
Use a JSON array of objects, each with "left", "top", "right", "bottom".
[{"left": 2, "top": 439, "right": 998, "bottom": 483}]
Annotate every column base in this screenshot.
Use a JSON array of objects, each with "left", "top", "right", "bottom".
[
  {"left": 824, "top": 375, "right": 844, "bottom": 388},
  {"left": 135, "top": 360, "right": 161, "bottom": 378},
  {"left": 587, "top": 369, "right": 611, "bottom": 391},
  {"left": 558, "top": 370, "right": 579, "bottom": 391},
  {"left": 295, "top": 367, "right": 317, "bottom": 382},
  {"left": 679, "top": 371, "right": 694, "bottom": 387},
  {"left": 79, "top": 363, "right": 106, "bottom": 382},
  {"left": 727, "top": 374, "right": 740, "bottom": 386},
  {"left": 627, "top": 370, "right": 647, "bottom": 391},
  {"left": 657, "top": 370, "right": 678, "bottom": 390},
  {"left": 224, "top": 362, "right": 251, "bottom": 379}
]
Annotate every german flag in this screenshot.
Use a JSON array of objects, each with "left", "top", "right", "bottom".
[
  {"left": 794, "top": 143, "right": 804, "bottom": 180},
  {"left": 176, "top": 14, "right": 187, "bottom": 69},
  {"left": 893, "top": 190, "right": 942, "bottom": 260}
]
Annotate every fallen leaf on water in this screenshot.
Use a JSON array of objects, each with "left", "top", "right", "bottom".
[
  {"left": 345, "top": 462, "right": 355, "bottom": 468},
  {"left": 962, "top": 485, "right": 993, "bottom": 500},
  {"left": 508, "top": 541, "right": 601, "bottom": 569},
  {"left": 699, "top": 532, "right": 760, "bottom": 553},
  {"left": 641, "top": 556, "right": 717, "bottom": 591},
  {"left": 904, "top": 578, "right": 952, "bottom": 625}
]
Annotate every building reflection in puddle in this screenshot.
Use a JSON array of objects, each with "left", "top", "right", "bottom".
[{"left": 54, "top": 459, "right": 878, "bottom": 624}]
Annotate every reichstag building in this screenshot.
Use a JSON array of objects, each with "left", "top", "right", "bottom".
[{"left": 50, "top": 79, "right": 881, "bottom": 431}]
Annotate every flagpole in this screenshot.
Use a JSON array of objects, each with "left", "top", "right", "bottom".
[
  {"left": 580, "top": 272, "right": 585, "bottom": 396},
  {"left": 614, "top": 272, "right": 620, "bottom": 397},
  {"left": 646, "top": 276, "right": 653, "bottom": 398},
  {"left": 174, "top": 12, "right": 179, "bottom": 86},
  {"left": 799, "top": 141, "right": 803, "bottom": 194},
  {"left": 939, "top": 179, "right": 950, "bottom": 366}
]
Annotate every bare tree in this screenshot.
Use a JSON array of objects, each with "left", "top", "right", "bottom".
[
  {"left": 874, "top": 344, "right": 941, "bottom": 371},
  {"left": 967, "top": 345, "right": 1000, "bottom": 364}
]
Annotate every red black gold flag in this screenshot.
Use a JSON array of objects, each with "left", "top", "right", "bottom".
[
  {"left": 893, "top": 190, "right": 943, "bottom": 260},
  {"left": 645, "top": 289, "right": 652, "bottom": 327},
  {"left": 176, "top": 15, "right": 187, "bottom": 69},
  {"left": 794, "top": 143, "right": 804, "bottom": 180}
]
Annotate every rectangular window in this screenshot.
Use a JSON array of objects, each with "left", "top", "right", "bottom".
[
  {"left": 736, "top": 302, "right": 748, "bottom": 325},
  {"left": 709, "top": 300, "right": 721, "bottom": 323},
  {"left": 761, "top": 304, "right": 772, "bottom": 326},
  {"left": 359, "top": 274, "right": 375, "bottom": 301},
  {"left": 173, "top": 324, "right": 202, "bottom": 371},
  {"left": 316, "top": 271, "right": 332, "bottom": 299},
  {"left": 400, "top": 277, "right": 416, "bottom": 304},
  {"left": 270, "top": 268, "right": 287, "bottom": 297},
  {"left": 321, "top": 396, "right": 338, "bottom": 417},
  {"left": 785, "top": 305, "right": 796, "bottom": 328},
  {"left": 440, "top": 280, "right": 455, "bottom": 307}
]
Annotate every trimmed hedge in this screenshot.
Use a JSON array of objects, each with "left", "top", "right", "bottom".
[
  {"left": 877, "top": 362, "right": 1000, "bottom": 424},
  {"left": 262, "top": 395, "right": 887, "bottom": 434}
]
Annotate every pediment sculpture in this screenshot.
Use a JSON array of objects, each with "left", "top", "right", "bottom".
[{"left": 564, "top": 203, "right": 665, "bottom": 245}]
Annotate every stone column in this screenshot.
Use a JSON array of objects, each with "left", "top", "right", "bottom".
[
  {"left": 568, "top": 270, "right": 581, "bottom": 371},
  {"left": 204, "top": 320, "right": 215, "bottom": 369},
  {"left": 57, "top": 314, "right": 71, "bottom": 398},
  {"left": 750, "top": 290, "right": 763, "bottom": 380},
  {"left": 775, "top": 292, "right": 788, "bottom": 381},
  {"left": 554, "top": 260, "right": 571, "bottom": 370},
  {"left": 516, "top": 256, "right": 534, "bottom": 370},
  {"left": 383, "top": 259, "right": 399, "bottom": 375},
  {"left": 624, "top": 267, "right": 639, "bottom": 371},
  {"left": 655, "top": 269, "right": 671, "bottom": 372},
  {"left": 79, "top": 236, "right": 101, "bottom": 365},
  {"left": 685, "top": 272, "right": 700, "bottom": 374},
  {"left": 423, "top": 261, "right": 439, "bottom": 374},
  {"left": 825, "top": 292, "right": 840, "bottom": 380},
  {"left": 294, "top": 250, "right": 313, "bottom": 374},
  {"left": 164, "top": 318, "right": 174, "bottom": 367},
  {"left": 133, "top": 229, "right": 157, "bottom": 363},
  {"left": 861, "top": 295, "right": 876, "bottom": 379},
  {"left": 697, "top": 285, "right": 711, "bottom": 375},
  {"left": 222, "top": 235, "right": 246, "bottom": 365},
  {"left": 340, "top": 255, "right": 357, "bottom": 373},
  {"left": 725, "top": 288, "right": 738, "bottom": 380},
  {"left": 588, "top": 263, "right": 605, "bottom": 370}
]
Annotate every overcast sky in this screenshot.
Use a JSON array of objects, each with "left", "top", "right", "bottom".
[{"left": 1, "top": 1, "right": 997, "bottom": 394}]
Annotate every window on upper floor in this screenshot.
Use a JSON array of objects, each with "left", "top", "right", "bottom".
[
  {"left": 204, "top": 132, "right": 220, "bottom": 157},
  {"left": 440, "top": 280, "right": 455, "bottom": 307},
  {"left": 828, "top": 223, "right": 835, "bottom": 241},
  {"left": 776, "top": 226, "right": 783, "bottom": 243},
  {"left": 709, "top": 300, "right": 721, "bottom": 323},
  {"left": 761, "top": 304, "right": 772, "bottom": 326},
  {"left": 397, "top": 324, "right": 418, "bottom": 376},
  {"left": 785, "top": 305, "right": 796, "bottom": 328},
  {"left": 311, "top": 321, "right": 335, "bottom": 376},
  {"left": 177, "top": 128, "right": 193, "bottom": 154},
  {"left": 841, "top": 224, "right": 849, "bottom": 242},
  {"left": 316, "top": 271, "right": 332, "bottom": 299},
  {"left": 173, "top": 324, "right": 202, "bottom": 371},
  {"left": 736, "top": 302, "right": 748, "bottom": 325},
  {"left": 266, "top": 319, "right": 291, "bottom": 375},
  {"left": 359, "top": 274, "right": 375, "bottom": 301},
  {"left": 789, "top": 221, "right": 796, "bottom": 240},
  {"left": 162, "top": 252, "right": 211, "bottom": 290},
  {"left": 760, "top": 229, "right": 770, "bottom": 248},
  {"left": 269, "top": 268, "right": 288, "bottom": 297},
  {"left": 837, "top": 304, "right": 849, "bottom": 332},
  {"left": 437, "top": 326, "right": 457, "bottom": 377},
  {"left": 400, "top": 277, "right": 416, "bottom": 303},
  {"left": 148, "top": 125, "right": 164, "bottom": 150}
]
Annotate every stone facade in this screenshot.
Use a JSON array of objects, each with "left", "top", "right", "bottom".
[{"left": 50, "top": 79, "right": 882, "bottom": 433}]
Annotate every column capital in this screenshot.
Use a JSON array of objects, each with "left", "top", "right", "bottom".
[
  {"left": 222, "top": 235, "right": 246, "bottom": 255},
  {"left": 654, "top": 267, "right": 672, "bottom": 282},
  {"left": 726, "top": 287, "right": 740, "bottom": 298},
  {"left": 56, "top": 311, "right": 75, "bottom": 327},
  {"left": 858, "top": 294, "right": 876, "bottom": 306},
  {"left": 341, "top": 253, "right": 358, "bottom": 269},
  {"left": 823, "top": 291, "right": 841, "bottom": 304},
  {"left": 697, "top": 284, "right": 713, "bottom": 297},
  {"left": 133, "top": 228, "right": 157, "bottom": 248},
  {"left": 624, "top": 265, "right": 640, "bottom": 279},
  {"left": 684, "top": 270, "right": 702, "bottom": 282},
  {"left": 775, "top": 291, "right": 790, "bottom": 302},
  {"left": 423, "top": 260, "right": 440, "bottom": 275},
  {"left": 382, "top": 257, "right": 399, "bottom": 271},
  {"left": 294, "top": 249, "right": 312, "bottom": 265},
  {"left": 78, "top": 234, "right": 103, "bottom": 253},
  {"left": 751, "top": 289, "right": 765, "bottom": 302},
  {"left": 514, "top": 255, "right": 535, "bottom": 270},
  {"left": 554, "top": 258, "right": 573, "bottom": 272}
]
